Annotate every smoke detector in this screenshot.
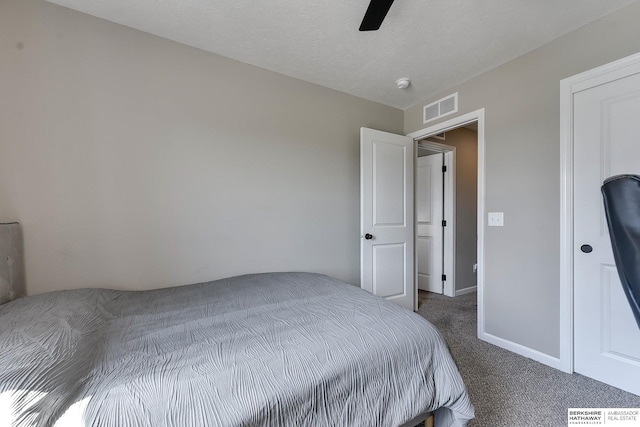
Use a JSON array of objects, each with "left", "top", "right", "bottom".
[{"left": 396, "top": 78, "right": 411, "bottom": 89}]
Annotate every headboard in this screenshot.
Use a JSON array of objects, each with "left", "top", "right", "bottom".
[{"left": 0, "top": 223, "right": 26, "bottom": 304}]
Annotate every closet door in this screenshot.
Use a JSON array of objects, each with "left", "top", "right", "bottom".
[{"left": 573, "top": 64, "right": 640, "bottom": 396}]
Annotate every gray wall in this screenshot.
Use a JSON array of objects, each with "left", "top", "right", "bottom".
[
  {"left": 405, "top": 1, "right": 640, "bottom": 358},
  {"left": 0, "top": 0, "right": 403, "bottom": 295}
]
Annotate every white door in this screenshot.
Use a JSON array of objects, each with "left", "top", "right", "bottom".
[
  {"left": 417, "top": 154, "right": 444, "bottom": 294},
  {"left": 573, "top": 67, "right": 640, "bottom": 395},
  {"left": 360, "top": 127, "right": 414, "bottom": 310}
]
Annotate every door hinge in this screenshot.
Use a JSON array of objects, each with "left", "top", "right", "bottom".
[
  {"left": 442, "top": 274, "right": 447, "bottom": 281},
  {"left": 442, "top": 165, "right": 447, "bottom": 173},
  {"left": 442, "top": 220, "right": 447, "bottom": 227}
]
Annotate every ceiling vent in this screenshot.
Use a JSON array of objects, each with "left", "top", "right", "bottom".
[{"left": 423, "top": 92, "right": 458, "bottom": 124}]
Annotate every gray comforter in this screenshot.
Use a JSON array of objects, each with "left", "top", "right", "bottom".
[{"left": 0, "top": 272, "right": 474, "bottom": 427}]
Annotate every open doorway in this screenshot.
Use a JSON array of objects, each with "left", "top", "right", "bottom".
[
  {"left": 413, "top": 119, "right": 480, "bottom": 309},
  {"left": 408, "top": 109, "right": 485, "bottom": 328}
]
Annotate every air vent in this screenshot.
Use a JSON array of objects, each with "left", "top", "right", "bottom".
[
  {"left": 423, "top": 104, "right": 439, "bottom": 123},
  {"left": 423, "top": 92, "right": 459, "bottom": 124}
]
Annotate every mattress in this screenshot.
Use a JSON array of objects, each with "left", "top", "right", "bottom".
[{"left": 0, "top": 272, "right": 473, "bottom": 426}]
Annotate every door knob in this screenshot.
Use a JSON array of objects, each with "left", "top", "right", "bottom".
[
  {"left": 364, "top": 233, "right": 374, "bottom": 240},
  {"left": 580, "top": 244, "right": 593, "bottom": 253}
]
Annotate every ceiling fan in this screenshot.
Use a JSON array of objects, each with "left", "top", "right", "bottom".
[{"left": 359, "top": 0, "right": 395, "bottom": 31}]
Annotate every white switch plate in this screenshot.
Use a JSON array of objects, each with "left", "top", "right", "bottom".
[{"left": 488, "top": 212, "right": 504, "bottom": 226}]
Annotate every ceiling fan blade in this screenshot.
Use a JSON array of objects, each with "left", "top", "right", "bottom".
[{"left": 359, "top": 0, "right": 395, "bottom": 31}]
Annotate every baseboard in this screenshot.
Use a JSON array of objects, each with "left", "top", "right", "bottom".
[
  {"left": 479, "top": 331, "right": 563, "bottom": 370},
  {"left": 455, "top": 286, "right": 476, "bottom": 296}
]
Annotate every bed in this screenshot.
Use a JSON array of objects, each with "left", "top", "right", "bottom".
[{"left": 0, "top": 232, "right": 473, "bottom": 427}]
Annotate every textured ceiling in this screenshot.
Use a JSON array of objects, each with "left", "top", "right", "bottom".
[{"left": 44, "top": 0, "right": 638, "bottom": 109}]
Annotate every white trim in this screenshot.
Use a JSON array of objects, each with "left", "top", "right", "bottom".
[
  {"left": 416, "top": 141, "right": 456, "bottom": 297},
  {"left": 408, "top": 109, "right": 485, "bottom": 338},
  {"left": 444, "top": 150, "right": 455, "bottom": 298},
  {"left": 559, "top": 51, "right": 640, "bottom": 374},
  {"left": 417, "top": 140, "right": 455, "bottom": 153},
  {"left": 482, "top": 332, "right": 564, "bottom": 370},
  {"left": 455, "top": 286, "right": 477, "bottom": 297},
  {"left": 559, "top": 76, "right": 574, "bottom": 373},
  {"left": 408, "top": 110, "right": 482, "bottom": 140}
]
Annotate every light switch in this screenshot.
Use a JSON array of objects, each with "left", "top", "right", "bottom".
[{"left": 488, "top": 212, "right": 504, "bottom": 227}]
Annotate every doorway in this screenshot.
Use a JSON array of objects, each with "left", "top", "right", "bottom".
[
  {"left": 409, "top": 109, "right": 485, "bottom": 336},
  {"left": 416, "top": 126, "right": 478, "bottom": 301}
]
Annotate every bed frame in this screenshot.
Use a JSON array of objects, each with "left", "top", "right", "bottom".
[{"left": 400, "top": 412, "right": 434, "bottom": 427}]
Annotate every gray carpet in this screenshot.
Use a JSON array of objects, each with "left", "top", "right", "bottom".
[{"left": 417, "top": 291, "right": 640, "bottom": 427}]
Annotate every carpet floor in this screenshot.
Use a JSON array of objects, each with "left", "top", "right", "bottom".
[{"left": 417, "top": 291, "right": 640, "bottom": 427}]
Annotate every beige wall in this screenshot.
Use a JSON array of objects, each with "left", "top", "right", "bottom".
[
  {"left": 4, "top": 0, "right": 640, "bottom": 363},
  {"left": 405, "top": 1, "right": 640, "bottom": 358},
  {"left": 0, "top": 0, "right": 403, "bottom": 295}
]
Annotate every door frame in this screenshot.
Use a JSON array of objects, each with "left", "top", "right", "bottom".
[
  {"left": 559, "top": 51, "right": 640, "bottom": 373},
  {"left": 416, "top": 141, "right": 456, "bottom": 298},
  {"left": 408, "top": 109, "right": 485, "bottom": 333}
]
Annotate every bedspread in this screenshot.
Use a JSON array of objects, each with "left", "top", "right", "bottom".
[{"left": 0, "top": 272, "right": 473, "bottom": 427}]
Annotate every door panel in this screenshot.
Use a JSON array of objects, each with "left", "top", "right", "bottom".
[
  {"left": 361, "top": 128, "right": 414, "bottom": 310},
  {"left": 602, "top": 265, "right": 640, "bottom": 362},
  {"left": 374, "top": 142, "right": 406, "bottom": 225},
  {"left": 573, "top": 70, "right": 640, "bottom": 395},
  {"left": 416, "top": 154, "right": 443, "bottom": 293},
  {"left": 373, "top": 243, "right": 407, "bottom": 298},
  {"left": 416, "top": 237, "right": 432, "bottom": 287}
]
